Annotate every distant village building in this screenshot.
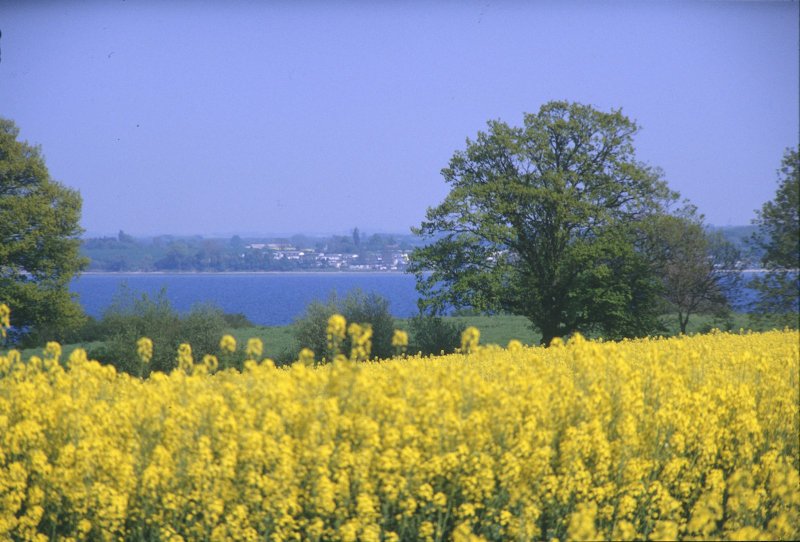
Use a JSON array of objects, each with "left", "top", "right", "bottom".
[
  {"left": 266, "top": 243, "right": 294, "bottom": 251},
  {"left": 243, "top": 242, "right": 411, "bottom": 271}
]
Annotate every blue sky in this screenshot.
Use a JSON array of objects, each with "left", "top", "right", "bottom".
[{"left": 0, "top": 0, "right": 797, "bottom": 237}]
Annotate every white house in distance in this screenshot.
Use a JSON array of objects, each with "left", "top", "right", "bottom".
[{"left": 243, "top": 243, "right": 411, "bottom": 271}]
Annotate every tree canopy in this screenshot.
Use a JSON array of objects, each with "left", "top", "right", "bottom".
[
  {"left": 409, "top": 101, "right": 676, "bottom": 344},
  {"left": 643, "top": 205, "right": 740, "bottom": 334},
  {"left": 0, "top": 117, "right": 87, "bottom": 343},
  {"left": 749, "top": 146, "right": 799, "bottom": 325}
]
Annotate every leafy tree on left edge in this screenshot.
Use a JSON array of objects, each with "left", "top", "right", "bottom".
[{"left": 0, "top": 117, "right": 88, "bottom": 345}]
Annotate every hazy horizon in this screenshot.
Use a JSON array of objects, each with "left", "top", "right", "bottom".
[
  {"left": 81, "top": 224, "right": 759, "bottom": 241},
  {"left": 81, "top": 228, "right": 415, "bottom": 239},
  {"left": 1, "top": 1, "right": 797, "bottom": 237}
]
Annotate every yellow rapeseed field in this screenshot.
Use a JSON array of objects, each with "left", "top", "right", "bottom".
[{"left": 0, "top": 307, "right": 798, "bottom": 540}]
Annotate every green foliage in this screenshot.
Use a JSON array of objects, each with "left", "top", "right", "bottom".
[
  {"left": 89, "top": 287, "right": 227, "bottom": 375},
  {"left": 292, "top": 297, "right": 334, "bottom": 361},
  {"left": 292, "top": 289, "right": 395, "bottom": 361},
  {"left": 60, "top": 315, "right": 107, "bottom": 344},
  {"left": 221, "top": 312, "right": 254, "bottom": 329},
  {"left": 407, "top": 314, "right": 465, "bottom": 356},
  {"left": 339, "top": 290, "right": 395, "bottom": 358},
  {"left": 409, "top": 101, "right": 675, "bottom": 344},
  {"left": 180, "top": 305, "right": 231, "bottom": 361},
  {"left": 749, "top": 146, "right": 800, "bottom": 327},
  {"left": 752, "top": 147, "right": 800, "bottom": 270},
  {"left": 643, "top": 205, "right": 741, "bottom": 333},
  {"left": 0, "top": 117, "right": 88, "bottom": 344}
]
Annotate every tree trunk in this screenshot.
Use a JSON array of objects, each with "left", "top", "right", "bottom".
[
  {"left": 536, "top": 295, "right": 568, "bottom": 346},
  {"left": 538, "top": 318, "right": 562, "bottom": 347}
]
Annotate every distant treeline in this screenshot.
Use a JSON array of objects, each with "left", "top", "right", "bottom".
[
  {"left": 81, "top": 229, "right": 428, "bottom": 272},
  {"left": 81, "top": 226, "right": 762, "bottom": 273}
]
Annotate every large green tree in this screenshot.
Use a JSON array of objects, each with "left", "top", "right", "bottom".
[
  {"left": 749, "top": 146, "right": 799, "bottom": 326},
  {"left": 0, "top": 117, "right": 87, "bottom": 343},
  {"left": 409, "top": 101, "right": 675, "bottom": 344}
]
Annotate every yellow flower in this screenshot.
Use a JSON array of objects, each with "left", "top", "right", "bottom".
[
  {"left": 419, "top": 521, "right": 435, "bottom": 539},
  {"left": 347, "top": 322, "right": 373, "bottom": 361},
  {"left": 0, "top": 325, "right": 796, "bottom": 540},
  {"left": 567, "top": 502, "right": 597, "bottom": 541},
  {"left": 43, "top": 341, "right": 62, "bottom": 362},
  {"left": 567, "top": 332, "right": 586, "bottom": 346},
  {"left": 245, "top": 337, "right": 263, "bottom": 360},
  {"left": 327, "top": 313, "right": 347, "bottom": 355},
  {"left": 202, "top": 354, "right": 219, "bottom": 372},
  {"left": 392, "top": 329, "right": 409, "bottom": 348},
  {"left": 461, "top": 326, "right": 480, "bottom": 353},
  {"left": 0, "top": 303, "right": 11, "bottom": 338},
  {"left": 347, "top": 322, "right": 363, "bottom": 340},
  {"left": 67, "top": 347, "right": 88, "bottom": 367},
  {"left": 219, "top": 334, "right": 237, "bottom": 354},
  {"left": 136, "top": 337, "right": 153, "bottom": 364},
  {"left": 327, "top": 314, "right": 346, "bottom": 340},
  {"left": 298, "top": 347, "right": 315, "bottom": 366},
  {"left": 176, "top": 342, "right": 193, "bottom": 372}
]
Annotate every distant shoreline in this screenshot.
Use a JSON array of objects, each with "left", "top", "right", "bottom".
[
  {"left": 78, "top": 270, "right": 412, "bottom": 276},
  {"left": 78, "top": 269, "right": 777, "bottom": 276}
]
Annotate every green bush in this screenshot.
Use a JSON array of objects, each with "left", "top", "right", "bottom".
[
  {"left": 46, "top": 315, "right": 106, "bottom": 345},
  {"left": 339, "top": 290, "right": 395, "bottom": 359},
  {"left": 180, "top": 304, "right": 230, "bottom": 360},
  {"left": 89, "top": 287, "right": 227, "bottom": 375},
  {"left": 292, "top": 289, "right": 395, "bottom": 361},
  {"left": 408, "top": 314, "right": 465, "bottom": 356},
  {"left": 292, "top": 298, "right": 333, "bottom": 361},
  {"left": 221, "top": 312, "right": 254, "bottom": 328}
]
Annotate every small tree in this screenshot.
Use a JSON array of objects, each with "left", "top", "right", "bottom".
[
  {"left": 407, "top": 314, "right": 465, "bottom": 356},
  {"left": 644, "top": 206, "right": 741, "bottom": 334},
  {"left": 339, "top": 290, "right": 395, "bottom": 358},
  {"left": 749, "top": 147, "right": 799, "bottom": 326},
  {"left": 292, "top": 289, "right": 395, "bottom": 361},
  {"left": 0, "top": 117, "right": 88, "bottom": 343}
]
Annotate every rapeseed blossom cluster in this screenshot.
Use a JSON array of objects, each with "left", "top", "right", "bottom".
[
  {"left": 0, "top": 307, "right": 798, "bottom": 540},
  {"left": 298, "top": 347, "right": 315, "bottom": 367},
  {"left": 0, "top": 304, "right": 10, "bottom": 339},
  {"left": 392, "top": 330, "right": 409, "bottom": 356},
  {"left": 461, "top": 326, "right": 480, "bottom": 354},
  {"left": 176, "top": 342, "right": 193, "bottom": 373},
  {"left": 246, "top": 337, "right": 264, "bottom": 360},
  {"left": 347, "top": 323, "right": 373, "bottom": 362},
  {"left": 137, "top": 337, "right": 153, "bottom": 365},
  {"left": 220, "top": 334, "right": 237, "bottom": 354},
  {"left": 327, "top": 314, "right": 347, "bottom": 357}
]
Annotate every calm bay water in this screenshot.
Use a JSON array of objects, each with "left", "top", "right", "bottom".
[
  {"left": 70, "top": 273, "right": 421, "bottom": 326},
  {"left": 70, "top": 271, "right": 766, "bottom": 327}
]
